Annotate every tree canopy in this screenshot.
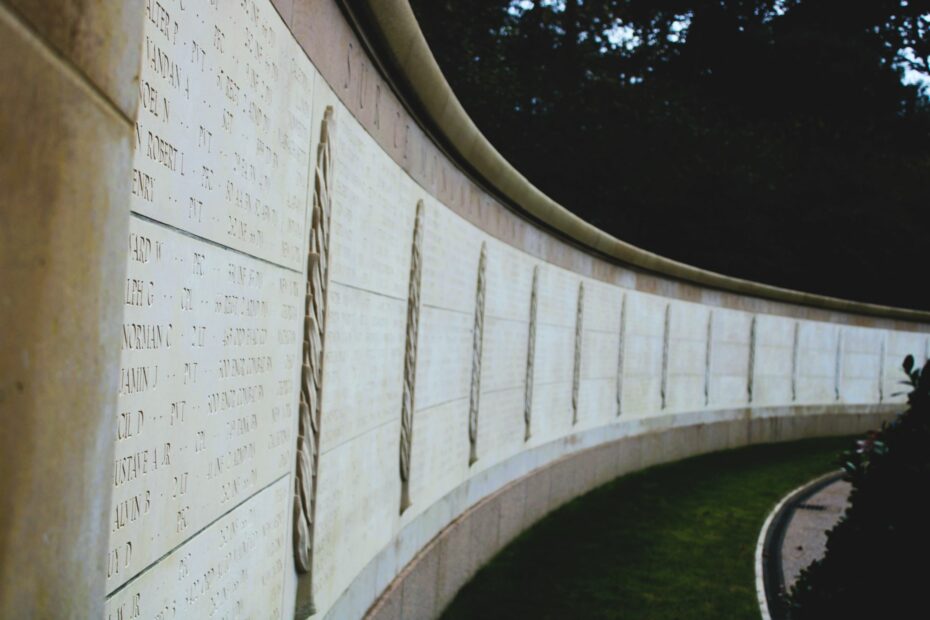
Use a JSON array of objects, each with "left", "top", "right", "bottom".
[{"left": 411, "top": 0, "right": 930, "bottom": 310}]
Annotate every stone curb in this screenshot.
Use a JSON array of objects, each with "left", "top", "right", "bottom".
[{"left": 754, "top": 470, "right": 845, "bottom": 620}]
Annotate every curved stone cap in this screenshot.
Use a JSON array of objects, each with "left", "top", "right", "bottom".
[{"left": 341, "top": 0, "right": 930, "bottom": 323}]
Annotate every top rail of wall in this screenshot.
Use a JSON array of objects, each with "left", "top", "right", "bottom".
[{"left": 337, "top": 0, "right": 929, "bottom": 324}]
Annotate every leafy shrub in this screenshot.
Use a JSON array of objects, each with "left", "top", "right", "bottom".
[{"left": 785, "top": 355, "right": 930, "bottom": 618}]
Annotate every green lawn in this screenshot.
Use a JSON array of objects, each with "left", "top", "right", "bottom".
[{"left": 442, "top": 436, "right": 854, "bottom": 620}]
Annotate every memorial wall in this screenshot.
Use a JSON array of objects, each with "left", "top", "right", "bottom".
[
  {"left": 2, "top": 1, "right": 930, "bottom": 619},
  {"left": 107, "top": 2, "right": 311, "bottom": 615}
]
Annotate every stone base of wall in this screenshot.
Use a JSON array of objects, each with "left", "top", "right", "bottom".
[{"left": 342, "top": 405, "right": 896, "bottom": 620}]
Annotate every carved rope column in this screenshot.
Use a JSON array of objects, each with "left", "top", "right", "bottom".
[
  {"left": 571, "top": 282, "right": 584, "bottom": 425},
  {"left": 704, "top": 311, "right": 714, "bottom": 407},
  {"left": 791, "top": 321, "right": 801, "bottom": 402},
  {"left": 878, "top": 336, "right": 886, "bottom": 403},
  {"left": 616, "top": 293, "right": 627, "bottom": 416},
  {"left": 399, "top": 200, "right": 425, "bottom": 513},
  {"left": 834, "top": 328, "right": 845, "bottom": 401},
  {"left": 748, "top": 315, "right": 758, "bottom": 403},
  {"left": 660, "top": 303, "right": 671, "bottom": 410},
  {"left": 294, "top": 108, "right": 335, "bottom": 615},
  {"left": 468, "top": 243, "right": 487, "bottom": 465},
  {"left": 524, "top": 266, "right": 539, "bottom": 440}
]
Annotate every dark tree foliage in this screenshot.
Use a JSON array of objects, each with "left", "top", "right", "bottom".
[
  {"left": 411, "top": 0, "right": 930, "bottom": 309},
  {"left": 785, "top": 355, "right": 930, "bottom": 618}
]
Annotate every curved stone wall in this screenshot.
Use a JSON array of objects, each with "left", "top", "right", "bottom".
[{"left": 0, "top": 1, "right": 928, "bottom": 619}]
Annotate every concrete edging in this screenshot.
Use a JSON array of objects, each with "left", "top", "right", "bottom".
[{"left": 754, "top": 471, "right": 846, "bottom": 620}]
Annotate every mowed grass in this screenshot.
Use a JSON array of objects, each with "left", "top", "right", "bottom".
[{"left": 442, "top": 436, "right": 853, "bottom": 620}]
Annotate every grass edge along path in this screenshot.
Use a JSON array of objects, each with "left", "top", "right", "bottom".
[{"left": 441, "top": 436, "right": 854, "bottom": 620}]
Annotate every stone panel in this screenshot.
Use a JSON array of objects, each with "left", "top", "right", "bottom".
[
  {"left": 129, "top": 0, "right": 314, "bottom": 270},
  {"left": 313, "top": 420, "right": 399, "bottom": 613},
  {"left": 480, "top": 317, "right": 530, "bottom": 393},
  {"left": 621, "top": 292, "right": 666, "bottom": 415},
  {"left": 530, "top": 383, "right": 574, "bottom": 448},
  {"left": 578, "top": 377, "right": 619, "bottom": 429},
  {"left": 474, "top": 387, "right": 525, "bottom": 467},
  {"left": 104, "top": 1, "right": 320, "bottom": 611},
  {"left": 484, "top": 242, "right": 536, "bottom": 322},
  {"left": 533, "top": 324, "right": 575, "bottom": 388},
  {"left": 104, "top": 476, "right": 290, "bottom": 618},
  {"left": 581, "top": 324, "right": 622, "bottom": 383},
  {"left": 420, "top": 197, "right": 484, "bottom": 314},
  {"left": 407, "top": 399, "right": 470, "bottom": 515},
  {"left": 317, "top": 283, "right": 406, "bottom": 454},
  {"left": 327, "top": 91, "right": 415, "bottom": 301},
  {"left": 527, "top": 265, "right": 578, "bottom": 442},
  {"left": 537, "top": 266, "right": 578, "bottom": 328},
  {"left": 796, "top": 321, "right": 841, "bottom": 404},
  {"left": 582, "top": 279, "right": 623, "bottom": 333},
  {"left": 709, "top": 309, "right": 752, "bottom": 407},
  {"left": 415, "top": 306, "right": 472, "bottom": 411},
  {"left": 578, "top": 292, "right": 621, "bottom": 427},
  {"left": 841, "top": 327, "right": 882, "bottom": 404},
  {"left": 752, "top": 315, "right": 795, "bottom": 405},
  {"left": 666, "top": 303, "right": 711, "bottom": 412},
  {"left": 107, "top": 217, "right": 302, "bottom": 593}
]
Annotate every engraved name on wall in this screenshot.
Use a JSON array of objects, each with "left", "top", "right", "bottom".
[
  {"left": 132, "top": 0, "right": 311, "bottom": 269},
  {"left": 108, "top": 0, "right": 311, "bottom": 604},
  {"left": 108, "top": 217, "right": 302, "bottom": 593},
  {"left": 105, "top": 478, "right": 291, "bottom": 620}
]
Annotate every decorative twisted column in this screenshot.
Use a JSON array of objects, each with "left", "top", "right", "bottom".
[
  {"left": 468, "top": 243, "right": 487, "bottom": 465},
  {"left": 572, "top": 282, "right": 584, "bottom": 425},
  {"left": 524, "top": 266, "right": 539, "bottom": 440},
  {"left": 294, "top": 109, "right": 335, "bottom": 618},
  {"left": 399, "top": 200, "right": 425, "bottom": 513}
]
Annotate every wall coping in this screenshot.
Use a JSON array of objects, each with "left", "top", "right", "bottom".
[{"left": 338, "top": 0, "right": 930, "bottom": 323}]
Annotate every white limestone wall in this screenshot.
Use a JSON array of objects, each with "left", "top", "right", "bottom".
[
  {"left": 5, "top": 1, "right": 928, "bottom": 618},
  {"left": 41, "top": 0, "right": 924, "bottom": 617},
  {"left": 300, "top": 68, "right": 930, "bottom": 616}
]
